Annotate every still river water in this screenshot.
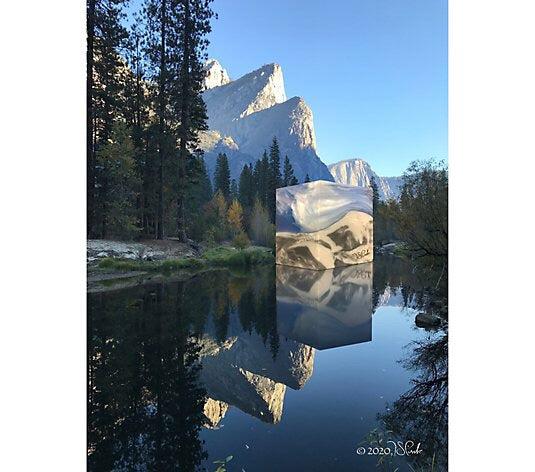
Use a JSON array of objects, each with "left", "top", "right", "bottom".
[{"left": 88, "top": 255, "right": 447, "bottom": 471}]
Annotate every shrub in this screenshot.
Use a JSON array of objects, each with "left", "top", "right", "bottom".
[
  {"left": 249, "top": 199, "right": 275, "bottom": 248},
  {"left": 233, "top": 231, "right": 250, "bottom": 249}
]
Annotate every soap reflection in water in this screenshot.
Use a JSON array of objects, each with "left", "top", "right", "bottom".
[{"left": 276, "top": 263, "right": 373, "bottom": 350}]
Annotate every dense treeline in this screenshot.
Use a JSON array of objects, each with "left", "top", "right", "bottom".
[
  {"left": 207, "top": 136, "right": 298, "bottom": 248},
  {"left": 87, "top": 0, "right": 300, "bottom": 246},
  {"left": 88, "top": 0, "right": 214, "bottom": 241},
  {"left": 373, "top": 159, "right": 448, "bottom": 270}
]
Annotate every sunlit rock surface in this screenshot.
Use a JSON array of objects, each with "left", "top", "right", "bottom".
[
  {"left": 196, "top": 312, "right": 314, "bottom": 423},
  {"left": 201, "top": 62, "right": 334, "bottom": 182},
  {"left": 203, "top": 398, "right": 229, "bottom": 428},
  {"left": 203, "top": 58, "right": 231, "bottom": 90},
  {"left": 200, "top": 356, "right": 286, "bottom": 424},
  {"left": 276, "top": 264, "right": 373, "bottom": 350},
  {"left": 276, "top": 181, "right": 373, "bottom": 270}
]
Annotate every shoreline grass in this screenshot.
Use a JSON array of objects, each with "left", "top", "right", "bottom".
[{"left": 97, "top": 246, "right": 274, "bottom": 273}]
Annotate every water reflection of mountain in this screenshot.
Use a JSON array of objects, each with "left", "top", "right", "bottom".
[
  {"left": 197, "top": 311, "right": 314, "bottom": 426},
  {"left": 87, "top": 264, "right": 375, "bottom": 469},
  {"left": 196, "top": 263, "right": 374, "bottom": 427}
]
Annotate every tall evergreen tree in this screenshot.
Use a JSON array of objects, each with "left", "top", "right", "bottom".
[
  {"left": 124, "top": 18, "right": 151, "bottom": 233},
  {"left": 214, "top": 153, "right": 231, "bottom": 200},
  {"left": 95, "top": 122, "right": 141, "bottom": 238},
  {"left": 304, "top": 173, "right": 311, "bottom": 183},
  {"left": 238, "top": 164, "right": 254, "bottom": 209},
  {"left": 369, "top": 175, "right": 380, "bottom": 217},
  {"left": 87, "top": 0, "right": 217, "bottom": 242},
  {"left": 230, "top": 179, "right": 238, "bottom": 201},
  {"left": 184, "top": 155, "right": 212, "bottom": 240},
  {"left": 87, "top": 0, "right": 129, "bottom": 237},
  {"left": 268, "top": 137, "right": 282, "bottom": 188},
  {"left": 143, "top": 0, "right": 172, "bottom": 238},
  {"left": 267, "top": 137, "right": 282, "bottom": 221},
  {"left": 143, "top": 0, "right": 214, "bottom": 240},
  {"left": 173, "top": 0, "right": 215, "bottom": 241},
  {"left": 253, "top": 151, "right": 270, "bottom": 210},
  {"left": 282, "top": 155, "right": 298, "bottom": 187}
]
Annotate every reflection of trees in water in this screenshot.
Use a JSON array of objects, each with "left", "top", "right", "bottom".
[
  {"left": 379, "top": 334, "right": 448, "bottom": 470},
  {"left": 372, "top": 255, "right": 448, "bottom": 471},
  {"left": 88, "top": 282, "right": 208, "bottom": 471},
  {"left": 183, "top": 267, "right": 279, "bottom": 355},
  {"left": 373, "top": 255, "right": 448, "bottom": 322},
  {"left": 236, "top": 266, "right": 279, "bottom": 358},
  {"left": 87, "top": 267, "right": 278, "bottom": 470}
]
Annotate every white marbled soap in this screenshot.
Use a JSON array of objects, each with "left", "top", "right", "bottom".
[{"left": 276, "top": 180, "right": 373, "bottom": 270}]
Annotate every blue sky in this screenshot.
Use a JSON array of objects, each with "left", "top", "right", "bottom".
[{"left": 206, "top": 0, "right": 447, "bottom": 176}]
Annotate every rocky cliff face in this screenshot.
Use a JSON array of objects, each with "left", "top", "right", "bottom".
[
  {"left": 203, "top": 58, "right": 231, "bottom": 90},
  {"left": 200, "top": 62, "right": 333, "bottom": 183},
  {"left": 328, "top": 158, "right": 402, "bottom": 201}
]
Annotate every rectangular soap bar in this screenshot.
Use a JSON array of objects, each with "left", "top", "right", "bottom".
[{"left": 276, "top": 180, "right": 373, "bottom": 270}]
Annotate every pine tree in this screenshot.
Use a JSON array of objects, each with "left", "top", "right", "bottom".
[
  {"left": 253, "top": 151, "right": 270, "bottom": 210},
  {"left": 214, "top": 153, "right": 231, "bottom": 200},
  {"left": 304, "top": 173, "right": 311, "bottom": 183},
  {"left": 238, "top": 164, "right": 254, "bottom": 209},
  {"left": 230, "top": 179, "right": 238, "bottom": 201},
  {"left": 282, "top": 155, "right": 297, "bottom": 187},
  {"left": 268, "top": 137, "right": 282, "bottom": 188},
  {"left": 87, "top": 0, "right": 129, "bottom": 237},
  {"left": 143, "top": 0, "right": 173, "bottom": 239},
  {"left": 124, "top": 18, "right": 151, "bottom": 234},
  {"left": 267, "top": 137, "right": 281, "bottom": 221},
  {"left": 184, "top": 155, "right": 212, "bottom": 240},
  {"left": 173, "top": 0, "right": 215, "bottom": 241},
  {"left": 143, "top": 0, "right": 215, "bottom": 240},
  {"left": 369, "top": 175, "right": 380, "bottom": 217},
  {"left": 95, "top": 122, "right": 140, "bottom": 238}
]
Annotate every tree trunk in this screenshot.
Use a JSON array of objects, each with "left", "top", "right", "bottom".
[
  {"left": 156, "top": 0, "right": 167, "bottom": 240},
  {"left": 87, "top": 0, "right": 96, "bottom": 238},
  {"left": 176, "top": 0, "right": 191, "bottom": 243}
]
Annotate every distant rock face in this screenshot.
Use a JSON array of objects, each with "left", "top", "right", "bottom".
[
  {"left": 276, "top": 181, "right": 373, "bottom": 270},
  {"left": 200, "top": 62, "right": 334, "bottom": 183},
  {"left": 204, "top": 63, "right": 286, "bottom": 126},
  {"left": 328, "top": 158, "right": 402, "bottom": 201},
  {"left": 202, "top": 59, "right": 231, "bottom": 90}
]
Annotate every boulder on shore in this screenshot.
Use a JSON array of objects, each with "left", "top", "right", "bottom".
[{"left": 415, "top": 313, "right": 442, "bottom": 328}]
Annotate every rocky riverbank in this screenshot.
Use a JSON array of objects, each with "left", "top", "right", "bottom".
[
  {"left": 87, "top": 239, "right": 273, "bottom": 292},
  {"left": 87, "top": 239, "right": 202, "bottom": 265}
]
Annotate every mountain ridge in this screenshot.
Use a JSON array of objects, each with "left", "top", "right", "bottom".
[
  {"left": 200, "top": 61, "right": 334, "bottom": 183},
  {"left": 328, "top": 158, "right": 402, "bottom": 200}
]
